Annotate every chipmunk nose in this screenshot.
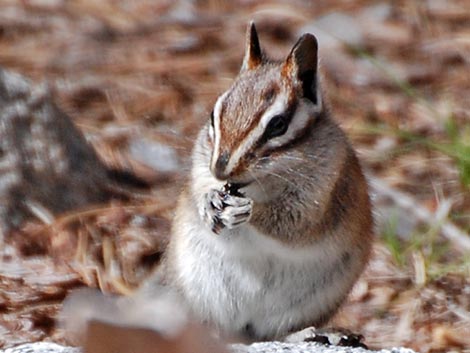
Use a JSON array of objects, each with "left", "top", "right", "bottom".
[{"left": 213, "top": 151, "right": 230, "bottom": 180}]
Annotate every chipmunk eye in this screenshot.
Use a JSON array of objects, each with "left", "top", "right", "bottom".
[
  {"left": 210, "top": 110, "right": 215, "bottom": 127},
  {"left": 265, "top": 114, "right": 288, "bottom": 139}
]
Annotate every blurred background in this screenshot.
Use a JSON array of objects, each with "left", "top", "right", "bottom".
[{"left": 0, "top": 0, "right": 469, "bottom": 352}]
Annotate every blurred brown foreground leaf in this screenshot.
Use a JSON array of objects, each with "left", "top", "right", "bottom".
[
  {"left": 62, "top": 289, "right": 227, "bottom": 353},
  {"left": 84, "top": 321, "right": 227, "bottom": 353}
]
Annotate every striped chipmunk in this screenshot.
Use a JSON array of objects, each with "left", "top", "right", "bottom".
[{"left": 141, "top": 22, "right": 374, "bottom": 341}]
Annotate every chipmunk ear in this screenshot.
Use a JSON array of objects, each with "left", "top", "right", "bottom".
[
  {"left": 283, "top": 33, "right": 319, "bottom": 104},
  {"left": 241, "top": 22, "right": 263, "bottom": 71}
]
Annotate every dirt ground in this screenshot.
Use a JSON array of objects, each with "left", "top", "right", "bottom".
[{"left": 0, "top": 0, "right": 469, "bottom": 352}]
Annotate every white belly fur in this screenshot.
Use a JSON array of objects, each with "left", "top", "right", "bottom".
[{"left": 172, "top": 205, "right": 360, "bottom": 339}]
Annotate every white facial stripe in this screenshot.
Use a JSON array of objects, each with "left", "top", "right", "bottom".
[
  {"left": 265, "top": 100, "right": 309, "bottom": 149},
  {"left": 208, "top": 125, "right": 214, "bottom": 140},
  {"left": 266, "top": 81, "right": 322, "bottom": 149},
  {"left": 211, "top": 91, "right": 229, "bottom": 172},
  {"left": 225, "top": 94, "right": 288, "bottom": 175},
  {"left": 259, "top": 94, "right": 289, "bottom": 128},
  {"left": 214, "top": 79, "right": 322, "bottom": 179}
]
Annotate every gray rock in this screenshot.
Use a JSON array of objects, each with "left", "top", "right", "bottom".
[{"left": 0, "top": 67, "right": 136, "bottom": 239}]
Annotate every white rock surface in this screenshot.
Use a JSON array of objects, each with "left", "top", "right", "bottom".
[
  {"left": 2, "top": 343, "right": 80, "bottom": 353},
  {"left": 1, "top": 342, "right": 417, "bottom": 353}
]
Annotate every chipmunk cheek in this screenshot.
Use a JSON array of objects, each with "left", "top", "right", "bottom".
[
  {"left": 259, "top": 148, "right": 273, "bottom": 161},
  {"left": 228, "top": 156, "right": 253, "bottom": 181}
]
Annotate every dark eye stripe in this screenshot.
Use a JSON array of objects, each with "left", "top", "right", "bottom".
[
  {"left": 255, "top": 100, "right": 297, "bottom": 148},
  {"left": 263, "top": 114, "right": 290, "bottom": 140},
  {"left": 264, "top": 109, "right": 324, "bottom": 156}
]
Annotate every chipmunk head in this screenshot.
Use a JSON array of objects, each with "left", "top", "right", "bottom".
[{"left": 208, "top": 22, "right": 323, "bottom": 183}]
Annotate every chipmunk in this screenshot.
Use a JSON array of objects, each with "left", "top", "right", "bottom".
[{"left": 142, "top": 22, "right": 373, "bottom": 341}]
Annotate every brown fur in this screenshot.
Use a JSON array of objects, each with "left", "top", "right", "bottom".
[{"left": 146, "top": 23, "right": 374, "bottom": 341}]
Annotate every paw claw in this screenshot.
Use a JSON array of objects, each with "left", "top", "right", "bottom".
[{"left": 202, "top": 187, "right": 253, "bottom": 234}]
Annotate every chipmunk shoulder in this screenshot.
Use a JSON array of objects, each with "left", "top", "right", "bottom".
[{"left": 142, "top": 22, "right": 374, "bottom": 341}]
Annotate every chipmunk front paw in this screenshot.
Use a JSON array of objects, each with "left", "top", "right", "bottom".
[{"left": 203, "top": 185, "right": 253, "bottom": 235}]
